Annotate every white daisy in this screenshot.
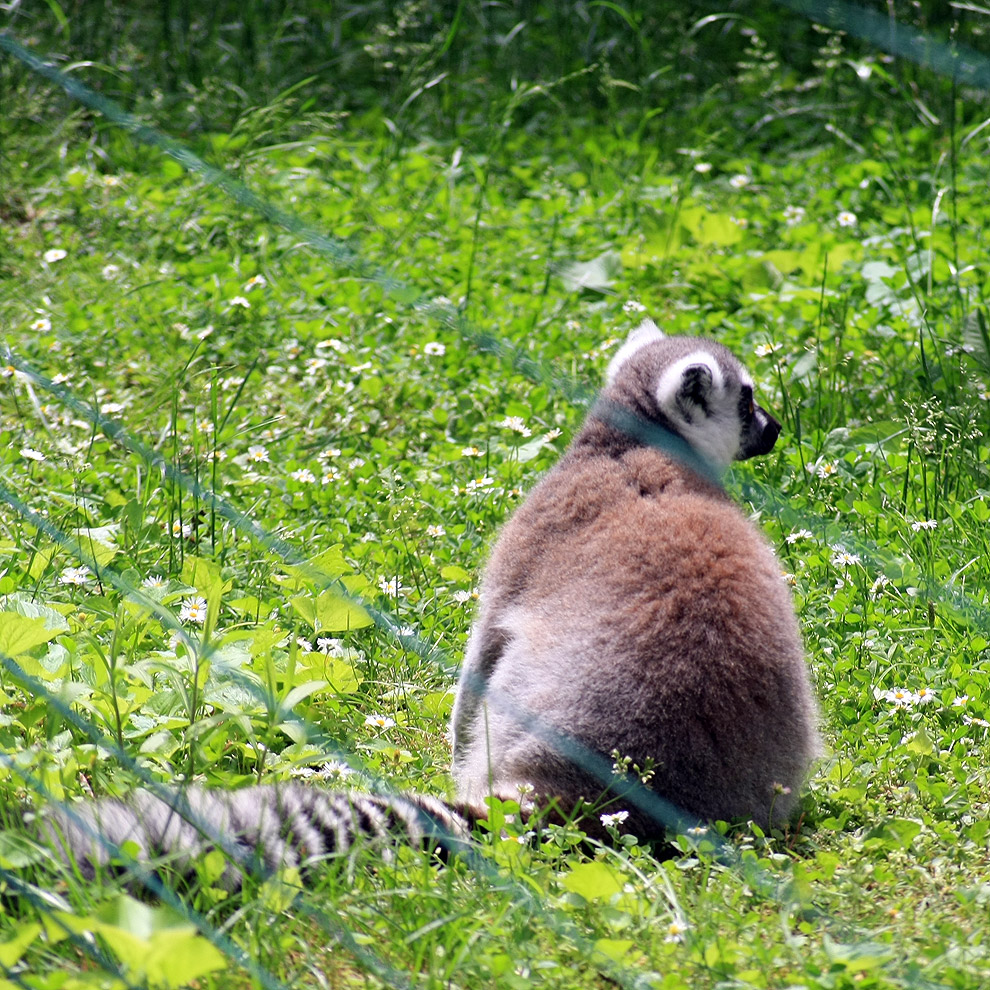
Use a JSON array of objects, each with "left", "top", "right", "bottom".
[
  {"left": 364, "top": 714, "right": 396, "bottom": 730},
  {"left": 600, "top": 810, "right": 629, "bottom": 828},
  {"left": 179, "top": 596, "right": 208, "bottom": 624}
]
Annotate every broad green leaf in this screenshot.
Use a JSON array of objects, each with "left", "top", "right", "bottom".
[
  {"left": 904, "top": 728, "right": 934, "bottom": 756},
  {"left": 844, "top": 420, "right": 906, "bottom": 447},
  {"left": 516, "top": 435, "right": 548, "bottom": 463},
  {"left": 208, "top": 640, "right": 252, "bottom": 674},
  {"left": 419, "top": 689, "right": 454, "bottom": 717},
  {"left": 0, "top": 921, "right": 41, "bottom": 967},
  {"left": 386, "top": 283, "right": 421, "bottom": 305},
  {"left": 760, "top": 249, "right": 803, "bottom": 273},
  {"left": 279, "top": 679, "right": 330, "bottom": 713},
  {"left": 340, "top": 573, "right": 374, "bottom": 597},
  {"left": 245, "top": 624, "right": 281, "bottom": 659},
  {"left": 259, "top": 870, "right": 302, "bottom": 913},
  {"left": 281, "top": 545, "right": 350, "bottom": 584},
  {"left": 292, "top": 589, "right": 373, "bottom": 633},
  {"left": 865, "top": 817, "right": 923, "bottom": 850},
  {"left": 290, "top": 594, "right": 316, "bottom": 628},
  {"left": 74, "top": 526, "right": 119, "bottom": 568},
  {"left": 82, "top": 895, "right": 228, "bottom": 984},
  {"left": 861, "top": 259, "right": 899, "bottom": 282},
  {"left": 679, "top": 206, "right": 743, "bottom": 246},
  {"left": 360, "top": 375, "right": 383, "bottom": 400},
  {"left": 227, "top": 595, "right": 267, "bottom": 618},
  {"left": 823, "top": 936, "right": 894, "bottom": 971},
  {"left": 620, "top": 232, "right": 679, "bottom": 268},
  {"left": 316, "top": 590, "right": 373, "bottom": 631},
  {"left": 593, "top": 937, "right": 635, "bottom": 963},
  {"left": 323, "top": 658, "right": 361, "bottom": 694},
  {"left": 27, "top": 548, "right": 55, "bottom": 581},
  {"left": 0, "top": 831, "right": 47, "bottom": 869},
  {"left": 0, "top": 596, "right": 69, "bottom": 633},
  {"left": 825, "top": 241, "right": 861, "bottom": 270},
  {"left": 560, "top": 861, "right": 625, "bottom": 902},
  {"left": 0, "top": 613, "right": 60, "bottom": 656},
  {"left": 298, "top": 654, "right": 362, "bottom": 694}
]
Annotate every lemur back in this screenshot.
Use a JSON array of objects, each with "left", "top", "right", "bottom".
[{"left": 451, "top": 320, "right": 820, "bottom": 834}]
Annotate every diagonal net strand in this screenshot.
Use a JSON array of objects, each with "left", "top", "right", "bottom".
[
  {"left": 9, "top": 327, "right": 984, "bottom": 918},
  {"left": 2, "top": 14, "right": 971, "bottom": 986},
  {"left": 0, "top": 651, "right": 686, "bottom": 990},
  {"left": 2, "top": 751, "right": 416, "bottom": 990},
  {"left": 776, "top": 0, "right": 990, "bottom": 91},
  {"left": 0, "top": 29, "right": 594, "bottom": 408}
]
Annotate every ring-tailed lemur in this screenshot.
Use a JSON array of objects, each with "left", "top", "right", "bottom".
[
  {"left": 36, "top": 320, "right": 820, "bottom": 888},
  {"left": 452, "top": 320, "right": 820, "bottom": 837}
]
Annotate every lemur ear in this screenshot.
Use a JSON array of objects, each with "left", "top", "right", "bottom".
[
  {"left": 677, "top": 364, "right": 715, "bottom": 409},
  {"left": 628, "top": 318, "right": 664, "bottom": 342},
  {"left": 656, "top": 352, "right": 723, "bottom": 425},
  {"left": 606, "top": 319, "right": 664, "bottom": 383}
]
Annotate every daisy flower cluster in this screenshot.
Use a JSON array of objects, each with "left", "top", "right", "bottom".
[
  {"left": 830, "top": 548, "right": 861, "bottom": 568},
  {"left": 497, "top": 415, "right": 532, "bottom": 437},
  {"left": 290, "top": 760, "right": 369, "bottom": 787},
  {"left": 179, "top": 596, "right": 208, "bottom": 624},
  {"left": 874, "top": 686, "right": 937, "bottom": 708}
]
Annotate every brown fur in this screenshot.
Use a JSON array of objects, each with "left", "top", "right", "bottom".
[{"left": 451, "top": 329, "right": 820, "bottom": 836}]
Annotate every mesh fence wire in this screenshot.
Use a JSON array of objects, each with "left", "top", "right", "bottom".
[{"left": 1, "top": 9, "right": 987, "bottom": 986}]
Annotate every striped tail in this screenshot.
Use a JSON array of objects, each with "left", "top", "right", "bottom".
[{"left": 38, "top": 784, "right": 473, "bottom": 891}]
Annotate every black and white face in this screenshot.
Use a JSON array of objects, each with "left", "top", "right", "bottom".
[
  {"left": 735, "top": 381, "right": 781, "bottom": 460},
  {"left": 606, "top": 320, "right": 781, "bottom": 471}
]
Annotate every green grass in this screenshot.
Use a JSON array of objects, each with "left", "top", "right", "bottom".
[{"left": 2, "top": 3, "right": 990, "bottom": 988}]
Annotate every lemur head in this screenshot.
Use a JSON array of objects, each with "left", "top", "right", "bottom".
[{"left": 604, "top": 319, "right": 781, "bottom": 471}]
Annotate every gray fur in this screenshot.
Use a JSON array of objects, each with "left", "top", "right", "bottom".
[
  {"left": 40, "top": 785, "right": 471, "bottom": 890},
  {"left": 452, "top": 321, "right": 820, "bottom": 835}
]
